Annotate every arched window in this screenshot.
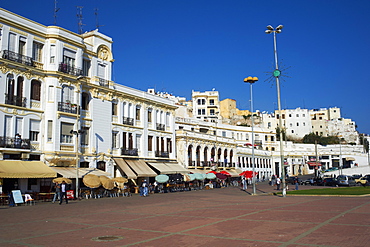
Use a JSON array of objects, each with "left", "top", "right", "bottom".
[{"left": 31, "top": 80, "right": 41, "bottom": 101}]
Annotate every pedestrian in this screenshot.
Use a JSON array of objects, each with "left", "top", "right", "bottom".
[
  {"left": 294, "top": 176, "right": 299, "bottom": 190},
  {"left": 276, "top": 177, "right": 281, "bottom": 190},
  {"left": 241, "top": 177, "right": 247, "bottom": 190},
  {"left": 141, "top": 179, "right": 148, "bottom": 197},
  {"left": 59, "top": 181, "right": 68, "bottom": 205},
  {"left": 52, "top": 182, "right": 60, "bottom": 203}
]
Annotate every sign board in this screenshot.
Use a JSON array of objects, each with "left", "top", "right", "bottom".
[
  {"left": 12, "top": 190, "right": 24, "bottom": 204},
  {"left": 67, "top": 190, "right": 74, "bottom": 199}
]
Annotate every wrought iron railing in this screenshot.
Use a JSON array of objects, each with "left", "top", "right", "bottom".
[
  {"left": 1, "top": 50, "right": 34, "bottom": 66},
  {"left": 0, "top": 136, "right": 31, "bottom": 149},
  {"left": 155, "top": 151, "right": 169, "bottom": 158},
  {"left": 121, "top": 148, "right": 138, "bottom": 156},
  {"left": 5, "top": 94, "right": 27, "bottom": 107},
  {"left": 58, "top": 102, "right": 80, "bottom": 114},
  {"left": 123, "top": 117, "right": 134, "bottom": 126},
  {"left": 58, "top": 63, "right": 83, "bottom": 76},
  {"left": 156, "top": 123, "right": 165, "bottom": 131}
]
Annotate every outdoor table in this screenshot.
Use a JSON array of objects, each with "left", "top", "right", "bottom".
[{"left": 38, "top": 192, "right": 55, "bottom": 202}]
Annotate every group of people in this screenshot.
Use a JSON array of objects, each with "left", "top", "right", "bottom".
[
  {"left": 269, "top": 175, "right": 299, "bottom": 190},
  {"left": 51, "top": 181, "right": 69, "bottom": 204}
]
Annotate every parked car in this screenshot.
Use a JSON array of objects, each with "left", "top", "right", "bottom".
[
  {"left": 337, "top": 175, "right": 356, "bottom": 187},
  {"left": 324, "top": 167, "right": 338, "bottom": 172},
  {"left": 286, "top": 177, "right": 303, "bottom": 185},
  {"left": 322, "top": 177, "right": 338, "bottom": 186},
  {"left": 352, "top": 174, "right": 362, "bottom": 180},
  {"left": 355, "top": 176, "right": 370, "bottom": 186}
]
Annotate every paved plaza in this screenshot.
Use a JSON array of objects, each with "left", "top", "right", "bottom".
[{"left": 0, "top": 183, "right": 369, "bottom": 247}]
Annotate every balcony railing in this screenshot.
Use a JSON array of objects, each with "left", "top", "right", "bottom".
[
  {"left": 0, "top": 136, "right": 30, "bottom": 149},
  {"left": 98, "top": 78, "right": 110, "bottom": 87},
  {"left": 58, "top": 63, "right": 83, "bottom": 76},
  {"left": 5, "top": 94, "right": 27, "bottom": 107},
  {"left": 1, "top": 50, "right": 34, "bottom": 66},
  {"left": 156, "top": 123, "right": 165, "bottom": 131},
  {"left": 155, "top": 151, "right": 169, "bottom": 158},
  {"left": 58, "top": 102, "right": 80, "bottom": 114},
  {"left": 121, "top": 148, "right": 138, "bottom": 156},
  {"left": 123, "top": 117, "right": 134, "bottom": 126}
]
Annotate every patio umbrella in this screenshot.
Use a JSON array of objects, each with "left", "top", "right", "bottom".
[
  {"left": 102, "top": 178, "right": 115, "bottom": 190},
  {"left": 194, "top": 173, "right": 204, "bottom": 181},
  {"left": 206, "top": 173, "right": 216, "bottom": 179},
  {"left": 186, "top": 174, "right": 196, "bottom": 181},
  {"left": 220, "top": 170, "right": 231, "bottom": 176},
  {"left": 206, "top": 171, "right": 217, "bottom": 174},
  {"left": 155, "top": 174, "right": 169, "bottom": 183},
  {"left": 99, "top": 175, "right": 110, "bottom": 182},
  {"left": 113, "top": 177, "right": 128, "bottom": 183},
  {"left": 52, "top": 177, "right": 72, "bottom": 184},
  {"left": 239, "top": 171, "right": 257, "bottom": 178},
  {"left": 216, "top": 173, "right": 228, "bottom": 180},
  {"left": 83, "top": 174, "right": 101, "bottom": 188}
]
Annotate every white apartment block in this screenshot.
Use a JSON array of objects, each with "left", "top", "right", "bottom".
[
  {"left": 192, "top": 90, "right": 220, "bottom": 122},
  {"left": 0, "top": 8, "right": 177, "bottom": 194}
]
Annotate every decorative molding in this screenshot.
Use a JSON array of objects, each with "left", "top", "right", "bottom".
[{"left": 10, "top": 27, "right": 28, "bottom": 36}]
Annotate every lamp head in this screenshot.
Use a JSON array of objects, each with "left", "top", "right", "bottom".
[
  {"left": 265, "top": 30, "right": 273, "bottom": 34},
  {"left": 276, "top": 25, "right": 284, "bottom": 30},
  {"left": 266, "top": 25, "right": 273, "bottom": 30},
  {"left": 244, "top": 76, "right": 259, "bottom": 84}
]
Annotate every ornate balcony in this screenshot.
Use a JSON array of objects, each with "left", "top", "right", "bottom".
[
  {"left": 123, "top": 117, "right": 134, "bottom": 126},
  {"left": 98, "top": 78, "right": 110, "bottom": 87},
  {"left": 1, "top": 50, "right": 34, "bottom": 66},
  {"left": 155, "top": 151, "right": 169, "bottom": 158},
  {"left": 121, "top": 148, "right": 138, "bottom": 156},
  {"left": 58, "top": 102, "right": 80, "bottom": 114},
  {"left": 58, "top": 63, "right": 83, "bottom": 76},
  {"left": 0, "top": 136, "right": 30, "bottom": 149},
  {"left": 5, "top": 94, "right": 27, "bottom": 107}
]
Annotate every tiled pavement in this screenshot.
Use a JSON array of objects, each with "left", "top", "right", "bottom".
[{"left": 0, "top": 182, "right": 369, "bottom": 247}]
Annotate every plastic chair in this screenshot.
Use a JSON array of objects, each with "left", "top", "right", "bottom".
[{"left": 24, "top": 194, "right": 35, "bottom": 205}]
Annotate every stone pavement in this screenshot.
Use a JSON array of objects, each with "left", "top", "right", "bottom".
[{"left": 0, "top": 182, "right": 369, "bottom": 247}]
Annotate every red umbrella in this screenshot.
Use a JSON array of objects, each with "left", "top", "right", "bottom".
[
  {"left": 216, "top": 173, "right": 228, "bottom": 180},
  {"left": 220, "top": 170, "right": 231, "bottom": 176},
  {"left": 207, "top": 171, "right": 217, "bottom": 174},
  {"left": 239, "top": 171, "right": 258, "bottom": 178}
]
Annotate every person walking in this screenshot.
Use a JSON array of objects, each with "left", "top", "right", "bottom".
[
  {"left": 276, "top": 177, "right": 281, "bottom": 190},
  {"left": 52, "top": 182, "right": 60, "bottom": 203},
  {"left": 241, "top": 177, "right": 247, "bottom": 191},
  {"left": 59, "top": 181, "right": 68, "bottom": 205},
  {"left": 141, "top": 179, "right": 148, "bottom": 197},
  {"left": 294, "top": 176, "right": 299, "bottom": 190}
]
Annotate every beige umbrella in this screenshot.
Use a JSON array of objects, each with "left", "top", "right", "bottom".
[
  {"left": 83, "top": 174, "right": 101, "bottom": 188},
  {"left": 99, "top": 175, "right": 110, "bottom": 182},
  {"left": 113, "top": 177, "right": 128, "bottom": 183},
  {"left": 102, "top": 178, "right": 115, "bottom": 190},
  {"left": 53, "top": 177, "right": 72, "bottom": 184}
]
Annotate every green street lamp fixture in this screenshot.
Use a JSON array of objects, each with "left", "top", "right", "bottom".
[
  {"left": 265, "top": 24, "right": 287, "bottom": 197},
  {"left": 244, "top": 76, "right": 258, "bottom": 195}
]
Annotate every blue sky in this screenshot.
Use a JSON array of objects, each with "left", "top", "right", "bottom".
[{"left": 2, "top": 1, "right": 370, "bottom": 134}]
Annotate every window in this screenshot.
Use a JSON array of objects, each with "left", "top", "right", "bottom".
[
  {"left": 50, "top": 44, "right": 55, "bottom": 63},
  {"left": 80, "top": 162, "right": 89, "bottom": 168},
  {"left": 47, "top": 120, "right": 53, "bottom": 141},
  {"left": 167, "top": 138, "right": 172, "bottom": 153},
  {"left": 60, "top": 122, "right": 73, "bottom": 143},
  {"left": 32, "top": 42, "right": 43, "bottom": 62},
  {"left": 82, "top": 59, "right": 90, "bottom": 77},
  {"left": 148, "top": 109, "right": 152, "bottom": 122},
  {"left": 148, "top": 136, "right": 153, "bottom": 151},
  {"left": 197, "top": 99, "right": 205, "bottom": 105},
  {"left": 48, "top": 86, "right": 54, "bottom": 101},
  {"left": 97, "top": 161, "right": 105, "bottom": 171},
  {"left": 136, "top": 134, "right": 141, "bottom": 150},
  {"left": 112, "top": 131, "right": 118, "bottom": 149},
  {"left": 112, "top": 102, "right": 118, "bottom": 116},
  {"left": 18, "top": 37, "right": 26, "bottom": 55},
  {"left": 8, "top": 33, "right": 16, "bottom": 52},
  {"left": 31, "top": 80, "right": 41, "bottom": 101},
  {"left": 29, "top": 120, "right": 40, "bottom": 142},
  {"left": 296, "top": 114, "right": 299, "bottom": 117},
  {"left": 209, "top": 99, "right": 215, "bottom": 105},
  {"left": 297, "top": 122, "right": 299, "bottom": 126},
  {"left": 80, "top": 127, "right": 89, "bottom": 145},
  {"left": 210, "top": 109, "right": 215, "bottom": 115},
  {"left": 63, "top": 49, "right": 76, "bottom": 67},
  {"left": 62, "top": 85, "right": 74, "bottom": 103},
  {"left": 81, "top": 92, "right": 89, "bottom": 110},
  {"left": 222, "top": 131, "right": 226, "bottom": 137},
  {"left": 136, "top": 106, "right": 141, "bottom": 120},
  {"left": 97, "top": 63, "right": 106, "bottom": 78}
]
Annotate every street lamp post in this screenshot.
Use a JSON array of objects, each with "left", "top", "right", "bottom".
[
  {"left": 265, "top": 24, "right": 287, "bottom": 197},
  {"left": 244, "top": 76, "right": 258, "bottom": 195}
]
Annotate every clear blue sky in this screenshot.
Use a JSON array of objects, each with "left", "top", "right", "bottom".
[{"left": 2, "top": 1, "right": 370, "bottom": 134}]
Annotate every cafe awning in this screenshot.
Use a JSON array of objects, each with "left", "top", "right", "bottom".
[
  {"left": 124, "top": 159, "right": 157, "bottom": 177},
  {"left": 345, "top": 157, "right": 355, "bottom": 161},
  {"left": 227, "top": 169, "right": 240, "bottom": 177},
  {"left": 0, "top": 161, "right": 57, "bottom": 178},
  {"left": 163, "top": 163, "right": 190, "bottom": 174},
  {"left": 113, "top": 158, "right": 137, "bottom": 179},
  {"left": 50, "top": 167, "right": 112, "bottom": 178},
  {"left": 148, "top": 163, "right": 173, "bottom": 174}
]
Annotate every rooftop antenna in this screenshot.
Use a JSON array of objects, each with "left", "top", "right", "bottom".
[
  {"left": 76, "top": 6, "right": 85, "bottom": 34},
  {"left": 94, "top": 8, "right": 104, "bottom": 30},
  {"left": 53, "top": 0, "right": 60, "bottom": 25}
]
